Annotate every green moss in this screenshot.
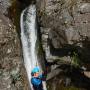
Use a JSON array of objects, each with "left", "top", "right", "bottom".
[{"left": 71, "top": 52, "right": 81, "bottom": 67}]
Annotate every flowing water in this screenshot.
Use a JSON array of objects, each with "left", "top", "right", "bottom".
[{"left": 20, "top": 5, "right": 47, "bottom": 90}]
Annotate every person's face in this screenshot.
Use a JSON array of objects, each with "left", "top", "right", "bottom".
[{"left": 33, "top": 72, "right": 39, "bottom": 77}]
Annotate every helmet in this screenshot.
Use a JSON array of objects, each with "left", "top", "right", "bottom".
[{"left": 31, "top": 67, "right": 40, "bottom": 74}]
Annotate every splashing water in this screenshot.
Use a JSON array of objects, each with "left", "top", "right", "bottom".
[{"left": 20, "top": 5, "right": 47, "bottom": 90}]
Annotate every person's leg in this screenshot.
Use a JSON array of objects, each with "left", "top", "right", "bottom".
[{"left": 39, "top": 84, "right": 43, "bottom": 90}]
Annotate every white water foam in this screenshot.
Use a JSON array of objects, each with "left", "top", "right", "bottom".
[{"left": 20, "top": 5, "right": 47, "bottom": 90}]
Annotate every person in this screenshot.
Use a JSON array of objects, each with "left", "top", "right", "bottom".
[{"left": 31, "top": 67, "right": 46, "bottom": 90}]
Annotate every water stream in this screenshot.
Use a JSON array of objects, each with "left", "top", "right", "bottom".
[{"left": 20, "top": 5, "right": 47, "bottom": 90}]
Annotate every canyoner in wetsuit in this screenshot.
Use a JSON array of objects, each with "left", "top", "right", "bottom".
[{"left": 31, "top": 67, "right": 46, "bottom": 90}]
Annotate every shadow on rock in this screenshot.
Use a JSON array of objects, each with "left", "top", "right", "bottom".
[
  {"left": 48, "top": 36, "right": 90, "bottom": 64},
  {"left": 58, "top": 65, "right": 90, "bottom": 90}
]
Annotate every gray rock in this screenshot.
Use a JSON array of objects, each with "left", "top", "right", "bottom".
[
  {"left": 79, "top": 3, "right": 90, "bottom": 14},
  {"left": 0, "top": 0, "right": 29, "bottom": 90},
  {"left": 61, "top": 9, "right": 73, "bottom": 25},
  {"left": 65, "top": 27, "right": 80, "bottom": 44},
  {"left": 37, "top": 0, "right": 90, "bottom": 67}
]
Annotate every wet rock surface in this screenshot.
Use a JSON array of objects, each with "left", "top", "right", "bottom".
[{"left": 0, "top": 0, "right": 29, "bottom": 90}]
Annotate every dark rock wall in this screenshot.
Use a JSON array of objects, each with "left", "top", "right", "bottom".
[
  {"left": 0, "top": 0, "right": 29, "bottom": 90},
  {"left": 37, "top": 0, "right": 90, "bottom": 64},
  {"left": 37, "top": 1, "right": 90, "bottom": 89}
]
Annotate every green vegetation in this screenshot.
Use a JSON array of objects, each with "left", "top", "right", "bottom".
[
  {"left": 11, "top": 73, "right": 21, "bottom": 81},
  {"left": 71, "top": 52, "right": 81, "bottom": 67}
]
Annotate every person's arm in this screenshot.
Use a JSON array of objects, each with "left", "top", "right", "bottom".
[{"left": 39, "top": 73, "right": 47, "bottom": 81}]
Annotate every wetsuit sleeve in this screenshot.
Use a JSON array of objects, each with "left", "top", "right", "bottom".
[{"left": 39, "top": 74, "right": 46, "bottom": 81}]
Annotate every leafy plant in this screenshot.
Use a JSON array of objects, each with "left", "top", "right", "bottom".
[{"left": 71, "top": 52, "right": 81, "bottom": 67}]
